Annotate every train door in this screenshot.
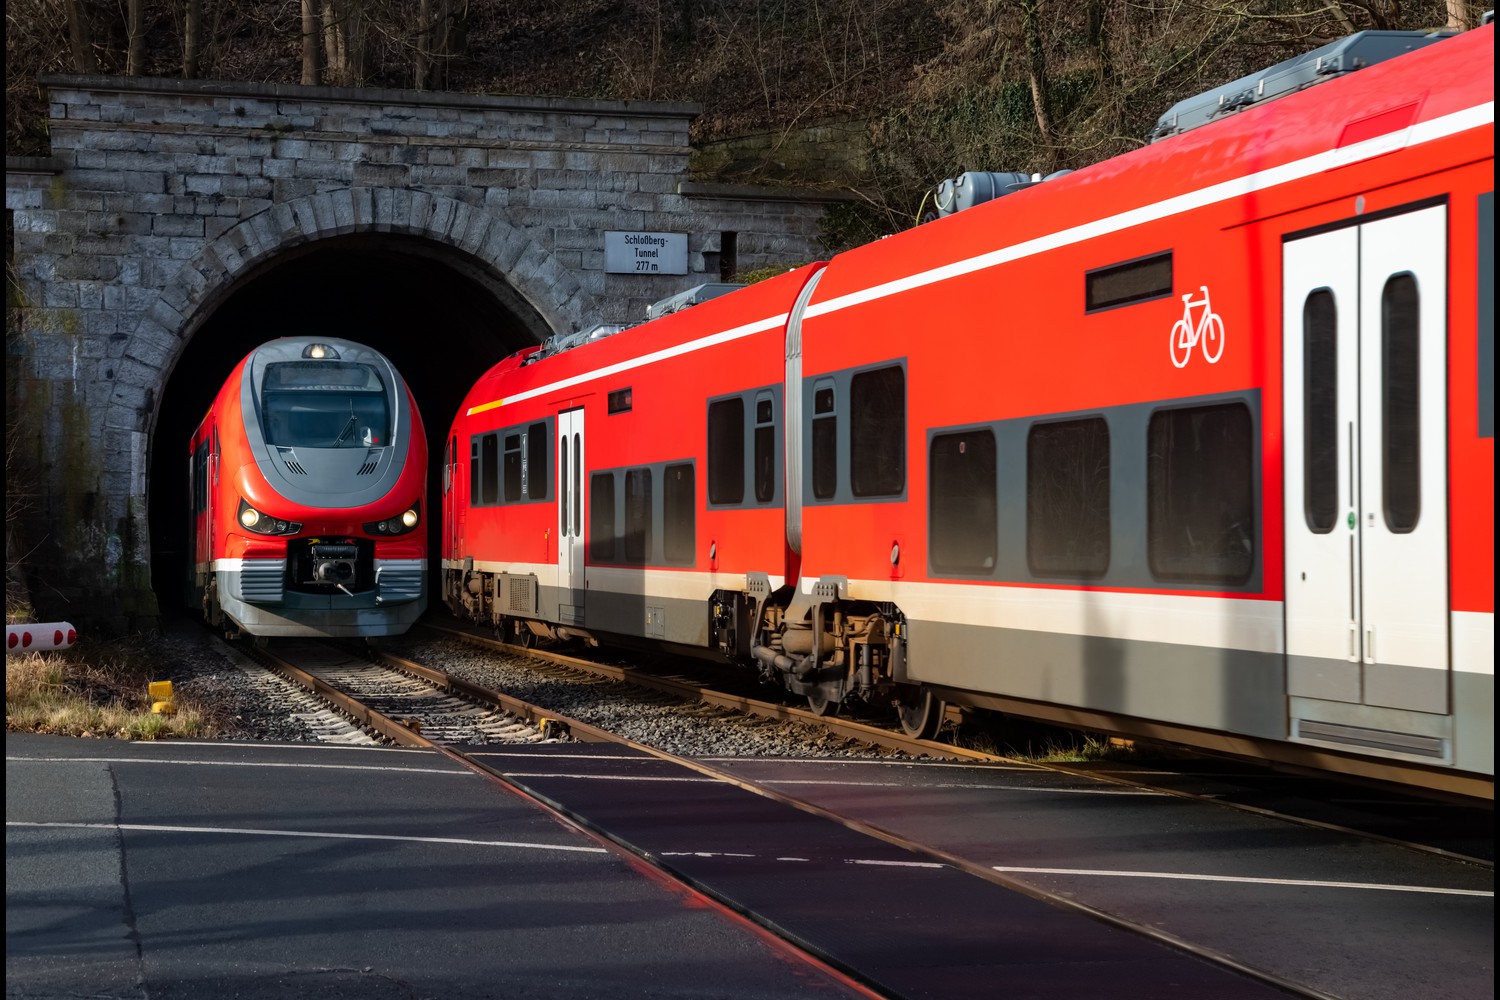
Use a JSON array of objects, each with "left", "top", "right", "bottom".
[
  {"left": 1283, "top": 204, "right": 1450, "bottom": 746},
  {"left": 444, "top": 434, "right": 463, "bottom": 558},
  {"left": 557, "top": 407, "right": 586, "bottom": 625}
]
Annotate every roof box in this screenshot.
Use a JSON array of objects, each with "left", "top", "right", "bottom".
[
  {"left": 1149, "top": 30, "right": 1455, "bottom": 143},
  {"left": 645, "top": 283, "right": 745, "bottom": 321}
]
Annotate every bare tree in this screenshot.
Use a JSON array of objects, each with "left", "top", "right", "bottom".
[
  {"left": 302, "top": 0, "right": 322, "bottom": 84},
  {"left": 125, "top": 0, "right": 145, "bottom": 75},
  {"left": 182, "top": 0, "right": 202, "bottom": 78},
  {"left": 64, "top": 0, "right": 98, "bottom": 73},
  {"left": 1017, "top": 0, "right": 1056, "bottom": 172}
]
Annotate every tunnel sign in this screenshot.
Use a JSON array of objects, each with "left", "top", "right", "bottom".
[{"left": 605, "top": 231, "right": 688, "bottom": 275}]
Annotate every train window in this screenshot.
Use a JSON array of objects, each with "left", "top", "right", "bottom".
[
  {"left": 1147, "top": 403, "right": 1254, "bottom": 584},
  {"left": 261, "top": 362, "right": 390, "bottom": 449},
  {"left": 1085, "top": 251, "right": 1173, "bottom": 312},
  {"left": 589, "top": 472, "right": 615, "bottom": 561},
  {"left": 624, "top": 468, "right": 652, "bottom": 565},
  {"left": 503, "top": 433, "right": 523, "bottom": 502},
  {"left": 1382, "top": 274, "right": 1422, "bottom": 532},
  {"left": 471, "top": 440, "right": 481, "bottom": 500},
  {"left": 664, "top": 463, "right": 695, "bottom": 564},
  {"left": 1303, "top": 290, "right": 1339, "bottom": 533},
  {"left": 754, "top": 394, "right": 775, "bottom": 503},
  {"left": 929, "top": 430, "right": 997, "bottom": 574},
  {"left": 608, "top": 388, "right": 633, "bottom": 414},
  {"left": 812, "top": 382, "right": 837, "bottom": 500},
  {"left": 479, "top": 433, "right": 499, "bottom": 505},
  {"left": 851, "top": 366, "right": 905, "bottom": 497},
  {"left": 708, "top": 398, "right": 745, "bottom": 504},
  {"left": 526, "top": 423, "right": 549, "bottom": 500},
  {"left": 1027, "top": 418, "right": 1110, "bottom": 578}
]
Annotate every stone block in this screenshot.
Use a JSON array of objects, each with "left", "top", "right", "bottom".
[
  {"left": 152, "top": 214, "right": 206, "bottom": 238},
  {"left": 353, "top": 161, "right": 411, "bottom": 187}
]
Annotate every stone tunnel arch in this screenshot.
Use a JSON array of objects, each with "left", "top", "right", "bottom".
[{"left": 136, "top": 190, "right": 585, "bottom": 606}]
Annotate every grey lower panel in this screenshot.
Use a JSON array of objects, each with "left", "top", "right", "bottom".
[
  {"left": 532, "top": 584, "right": 709, "bottom": 648},
  {"left": 219, "top": 570, "right": 426, "bottom": 638},
  {"left": 1454, "top": 670, "right": 1494, "bottom": 775},
  {"left": 907, "top": 619, "right": 1286, "bottom": 740},
  {"left": 1288, "top": 654, "right": 1360, "bottom": 703}
]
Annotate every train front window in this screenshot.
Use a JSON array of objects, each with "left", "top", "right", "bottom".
[{"left": 262, "top": 363, "right": 390, "bottom": 449}]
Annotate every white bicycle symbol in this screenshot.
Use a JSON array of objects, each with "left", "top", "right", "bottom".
[{"left": 1170, "top": 285, "right": 1225, "bottom": 368}]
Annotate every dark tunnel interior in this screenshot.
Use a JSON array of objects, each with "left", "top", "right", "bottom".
[{"left": 147, "top": 235, "right": 546, "bottom": 616}]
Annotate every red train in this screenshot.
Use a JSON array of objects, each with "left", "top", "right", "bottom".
[
  {"left": 444, "top": 25, "right": 1494, "bottom": 796},
  {"left": 189, "top": 337, "right": 428, "bottom": 637}
]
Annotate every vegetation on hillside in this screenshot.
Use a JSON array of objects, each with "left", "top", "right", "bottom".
[{"left": 5, "top": 1, "right": 1486, "bottom": 230}]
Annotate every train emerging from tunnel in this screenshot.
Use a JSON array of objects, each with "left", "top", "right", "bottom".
[
  {"left": 441, "top": 24, "right": 1493, "bottom": 797},
  {"left": 188, "top": 337, "right": 428, "bottom": 637}
]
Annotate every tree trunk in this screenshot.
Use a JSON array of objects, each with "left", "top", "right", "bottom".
[
  {"left": 302, "top": 0, "right": 322, "bottom": 85},
  {"left": 182, "top": 0, "right": 202, "bottom": 78},
  {"left": 416, "top": 0, "right": 432, "bottom": 90},
  {"left": 126, "top": 0, "right": 145, "bottom": 75},
  {"left": 64, "top": 0, "right": 97, "bottom": 74},
  {"left": 1446, "top": 0, "right": 1470, "bottom": 29},
  {"left": 1019, "top": 0, "right": 1056, "bottom": 172}
]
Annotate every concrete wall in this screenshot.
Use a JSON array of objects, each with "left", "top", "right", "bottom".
[{"left": 5, "top": 75, "right": 849, "bottom": 631}]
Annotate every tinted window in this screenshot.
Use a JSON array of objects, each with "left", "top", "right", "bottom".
[
  {"left": 527, "top": 422, "right": 549, "bottom": 500},
  {"left": 1303, "top": 290, "right": 1338, "bottom": 533},
  {"left": 708, "top": 398, "right": 744, "bottom": 504},
  {"left": 589, "top": 473, "right": 615, "bottom": 561},
  {"left": 1148, "top": 403, "right": 1254, "bottom": 584},
  {"left": 1027, "top": 418, "right": 1110, "bottom": 578},
  {"left": 754, "top": 395, "right": 776, "bottom": 503},
  {"left": 480, "top": 433, "right": 499, "bottom": 505},
  {"left": 624, "top": 469, "right": 652, "bottom": 564},
  {"left": 503, "top": 433, "right": 523, "bottom": 502},
  {"left": 470, "top": 440, "right": 480, "bottom": 499},
  {"left": 812, "top": 383, "right": 837, "bottom": 500},
  {"left": 929, "top": 430, "right": 997, "bottom": 574},
  {"left": 1382, "top": 273, "right": 1420, "bottom": 533},
  {"left": 664, "top": 463, "right": 694, "bottom": 564},
  {"left": 851, "top": 366, "right": 905, "bottom": 497}
]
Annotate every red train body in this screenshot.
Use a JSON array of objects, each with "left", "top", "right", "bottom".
[
  {"left": 189, "top": 337, "right": 428, "bottom": 637},
  {"left": 444, "top": 26, "right": 1494, "bottom": 795}
]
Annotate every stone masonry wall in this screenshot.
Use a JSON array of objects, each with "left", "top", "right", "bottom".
[{"left": 5, "top": 75, "right": 848, "bottom": 631}]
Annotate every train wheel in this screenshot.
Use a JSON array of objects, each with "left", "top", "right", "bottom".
[
  {"left": 895, "top": 686, "right": 943, "bottom": 740},
  {"left": 805, "top": 686, "right": 838, "bottom": 717}
]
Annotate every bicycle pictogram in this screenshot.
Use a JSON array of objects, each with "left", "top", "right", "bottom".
[{"left": 1169, "top": 285, "right": 1225, "bottom": 368}]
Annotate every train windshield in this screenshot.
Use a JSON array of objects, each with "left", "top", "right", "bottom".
[{"left": 261, "top": 362, "right": 391, "bottom": 449}]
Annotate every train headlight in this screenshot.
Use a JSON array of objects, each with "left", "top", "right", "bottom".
[
  {"left": 237, "top": 499, "right": 301, "bottom": 536},
  {"left": 364, "top": 501, "right": 421, "bottom": 537},
  {"left": 302, "top": 343, "right": 340, "bottom": 360}
]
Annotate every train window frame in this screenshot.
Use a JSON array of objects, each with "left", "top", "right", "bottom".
[
  {"left": 503, "top": 432, "right": 524, "bottom": 502},
  {"left": 608, "top": 387, "right": 633, "bottom": 414},
  {"left": 663, "top": 462, "right": 695, "bottom": 565},
  {"left": 1085, "top": 250, "right": 1174, "bottom": 313},
  {"left": 1303, "top": 289, "right": 1339, "bottom": 533},
  {"left": 811, "top": 380, "right": 838, "bottom": 500},
  {"left": 850, "top": 365, "right": 906, "bottom": 498},
  {"left": 479, "top": 432, "right": 500, "bottom": 506},
  {"left": 1026, "top": 416, "right": 1111, "bottom": 579},
  {"left": 589, "top": 472, "right": 616, "bottom": 562},
  {"left": 526, "top": 422, "right": 550, "bottom": 501},
  {"left": 707, "top": 397, "right": 745, "bottom": 505},
  {"left": 624, "top": 468, "right": 653, "bottom": 565},
  {"left": 928, "top": 427, "right": 998, "bottom": 576},
  {"left": 1381, "top": 273, "right": 1421, "bottom": 533},
  {"left": 1146, "top": 401, "right": 1255, "bottom": 585},
  {"left": 754, "top": 393, "right": 776, "bottom": 503}
]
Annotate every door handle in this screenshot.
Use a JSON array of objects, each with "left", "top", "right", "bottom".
[{"left": 1364, "top": 625, "right": 1375, "bottom": 664}]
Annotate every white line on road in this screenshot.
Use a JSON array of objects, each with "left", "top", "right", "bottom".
[{"left": 993, "top": 865, "right": 1494, "bottom": 897}]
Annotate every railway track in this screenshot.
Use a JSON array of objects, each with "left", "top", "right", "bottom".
[
  {"left": 400, "top": 620, "right": 1494, "bottom": 868},
  {"left": 233, "top": 631, "right": 1361, "bottom": 999}
]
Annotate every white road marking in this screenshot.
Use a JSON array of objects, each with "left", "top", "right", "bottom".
[
  {"left": 6, "top": 755, "right": 470, "bottom": 775},
  {"left": 850, "top": 858, "right": 946, "bottom": 869},
  {"left": 6, "top": 820, "right": 608, "bottom": 854},
  {"left": 992, "top": 865, "right": 1494, "bottom": 897}
]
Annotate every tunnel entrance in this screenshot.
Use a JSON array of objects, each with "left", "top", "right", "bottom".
[{"left": 148, "top": 234, "right": 549, "bottom": 616}]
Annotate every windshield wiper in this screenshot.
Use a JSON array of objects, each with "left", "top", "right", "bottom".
[{"left": 333, "top": 413, "right": 357, "bottom": 446}]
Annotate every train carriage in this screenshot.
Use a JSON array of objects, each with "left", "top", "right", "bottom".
[
  {"left": 445, "top": 23, "right": 1493, "bottom": 796},
  {"left": 190, "top": 337, "right": 428, "bottom": 637}
]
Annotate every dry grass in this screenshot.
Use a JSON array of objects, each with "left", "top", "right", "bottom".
[{"left": 6, "top": 633, "right": 216, "bottom": 740}]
